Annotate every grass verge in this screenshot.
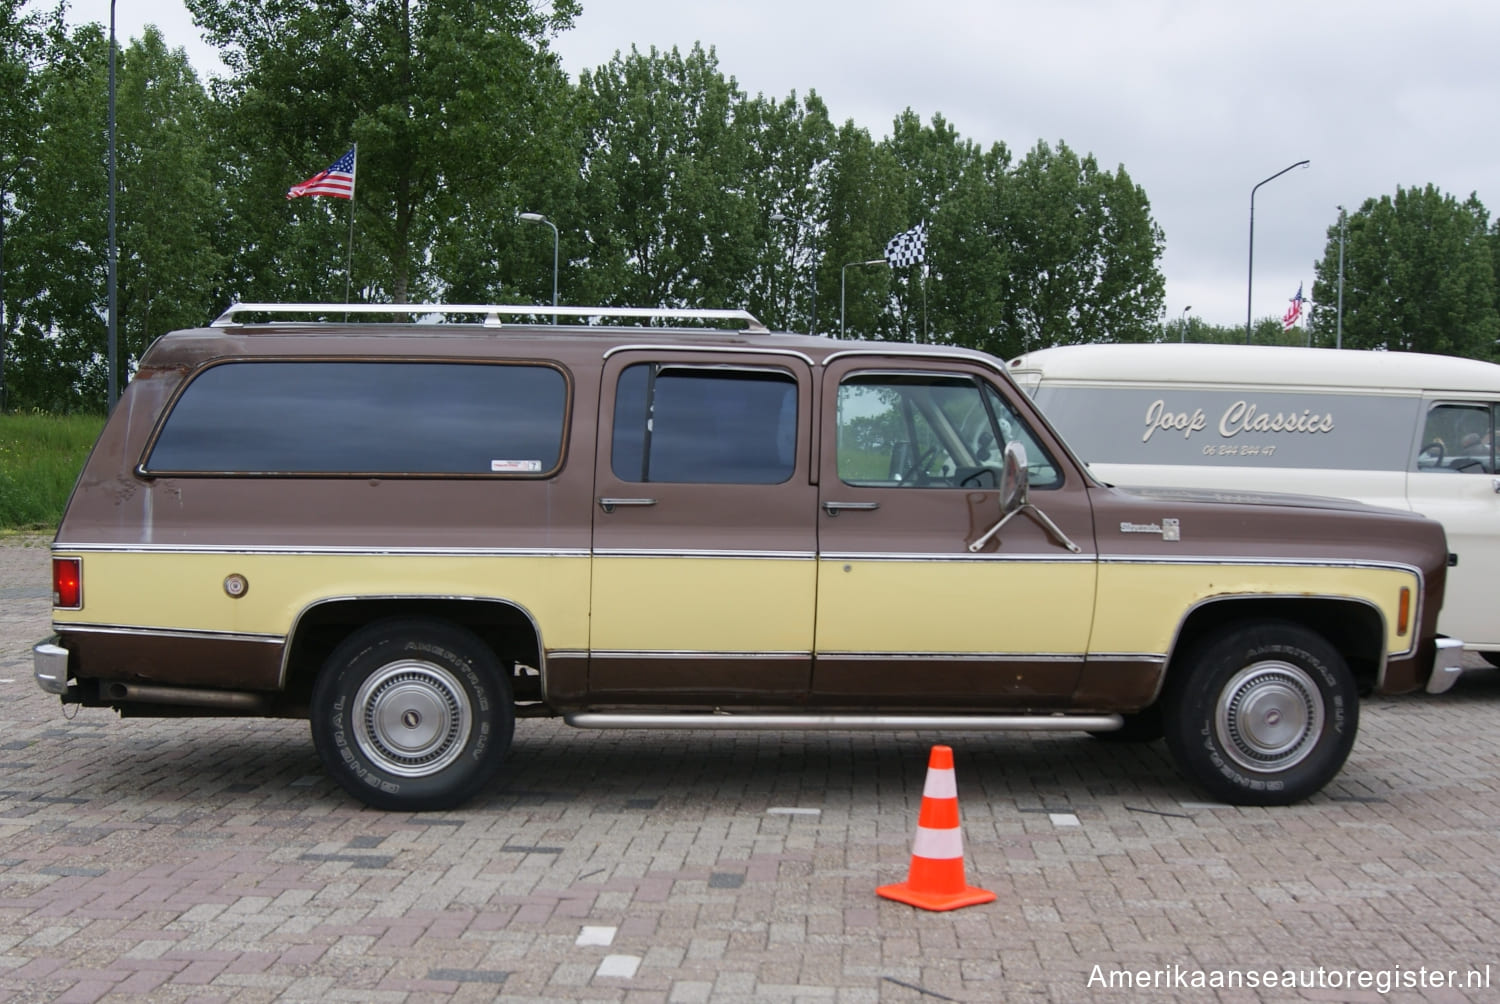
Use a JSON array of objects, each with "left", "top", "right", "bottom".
[{"left": 0, "top": 413, "right": 104, "bottom": 530}]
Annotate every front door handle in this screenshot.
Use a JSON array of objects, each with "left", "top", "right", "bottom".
[
  {"left": 598, "top": 497, "right": 657, "bottom": 514},
  {"left": 822, "top": 501, "right": 880, "bottom": 517}
]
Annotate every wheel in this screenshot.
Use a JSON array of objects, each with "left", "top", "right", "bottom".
[
  {"left": 1088, "top": 704, "right": 1164, "bottom": 743},
  {"left": 1482, "top": 652, "right": 1500, "bottom": 670},
  {"left": 310, "top": 619, "right": 514, "bottom": 811},
  {"left": 1162, "top": 621, "right": 1357, "bottom": 806}
]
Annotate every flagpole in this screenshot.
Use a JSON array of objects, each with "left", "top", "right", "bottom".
[{"left": 343, "top": 144, "right": 357, "bottom": 306}]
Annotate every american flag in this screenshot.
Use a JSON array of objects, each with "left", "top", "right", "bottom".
[
  {"left": 1282, "top": 283, "right": 1304, "bottom": 331},
  {"left": 885, "top": 222, "right": 927, "bottom": 268},
  {"left": 287, "top": 146, "right": 356, "bottom": 200}
]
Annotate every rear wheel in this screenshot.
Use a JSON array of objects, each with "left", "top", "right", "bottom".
[
  {"left": 1163, "top": 621, "right": 1357, "bottom": 806},
  {"left": 311, "top": 619, "right": 514, "bottom": 811}
]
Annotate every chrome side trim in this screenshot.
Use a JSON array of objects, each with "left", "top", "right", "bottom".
[
  {"left": 54, "top": 624, "right": 284, "bottom": 645},
  {"left": 55, "top": 543, "right": 591, "bottom": 558},
  {"left": 814, "top": 651, "right": 1092, "bottom": 662},
  {"left": 819, "top": 551, "right": 1095, "bottom": 563},
  {"left": 1427, "top": 638, "right": 1466, "bottom": 694},
  {"left": 566, "top": 712, "right": 1124, "bottom": 733},
  {"left": 588, "top": 650, "right": 809, "bottom": 660},
  {"left": 595, "top": 548, "right": 816, "bottom": 560}
]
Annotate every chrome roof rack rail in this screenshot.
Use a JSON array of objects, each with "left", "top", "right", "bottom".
[{"left": 210, "top": 302, "right": 768, "bottom": 333}]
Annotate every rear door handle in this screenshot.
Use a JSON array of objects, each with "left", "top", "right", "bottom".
[
  {"left": 822, "top": 501, "right": 880, "bottom": 516},
  {"left": 598, "top": 497, "right": 657, "bottom": 514}
]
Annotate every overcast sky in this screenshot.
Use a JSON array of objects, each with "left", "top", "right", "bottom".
[{"left": 63, "top": 0, "right": 1500, "bottom": 331}]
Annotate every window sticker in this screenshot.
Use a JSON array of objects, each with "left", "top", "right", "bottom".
[{"left": 491, "top": 460, "right": 543, "bottom": 473}]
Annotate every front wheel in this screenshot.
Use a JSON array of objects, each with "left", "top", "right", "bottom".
[
  {"left": 1163, "top": 621, "right": 1357, "bottom": 806},
  {"left": 311, "top": 619, "right": 514, "bottom": 811}
]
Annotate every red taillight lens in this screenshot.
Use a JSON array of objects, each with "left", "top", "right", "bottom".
[
  {"left": 53, "top": 557, "right": 82, "bottom": 609},
  {"left": 1397, "top": 586, "right": 1411, "bottom": 637}
]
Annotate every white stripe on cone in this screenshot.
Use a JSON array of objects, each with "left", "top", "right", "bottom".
[
  {"left": 923, "top": 767, "right": 957, "bottom": 800},
  {"left": 910, "top": 824, "right": 964, "bottom": 860}
]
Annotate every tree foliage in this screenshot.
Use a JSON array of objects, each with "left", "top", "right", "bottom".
[
  {"left": 1310, "top": 185, "right": 1497, "bottom": 357},
  {"left": 7, "top": 6, "right": 1493, "bottom": 414}
]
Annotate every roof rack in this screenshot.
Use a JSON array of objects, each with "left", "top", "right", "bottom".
[{"left": 210, "top": 302, "right": 768, "bottom": 333}]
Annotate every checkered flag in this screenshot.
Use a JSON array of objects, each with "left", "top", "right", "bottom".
[{"left": 885, "top": 222, "right": 927, "bottom": 268}]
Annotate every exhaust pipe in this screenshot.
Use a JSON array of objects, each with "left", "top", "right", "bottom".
[{"left": 104, "top": 682, "right": 273, "bottom": 713}]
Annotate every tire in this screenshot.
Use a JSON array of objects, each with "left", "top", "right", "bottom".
[
  {"left": 1481, "top": 652, "right": 1500, "bottom": 670},
  {"left": 1162, "top": 621, "right": 1357, "bottom": 806},
  {"left": 310, "top": 619, "right": 514, "bottom": 812},
  {"left": 1089, "top": 705, "right": 1165, "bottom": 743}
]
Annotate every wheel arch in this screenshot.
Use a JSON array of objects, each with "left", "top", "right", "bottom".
[
  {"left": 1164, "top": 596, "right": 1385, "bottom": 697},
  {"left": 281, "top": 596, "right": 545, "bottom": 707}
]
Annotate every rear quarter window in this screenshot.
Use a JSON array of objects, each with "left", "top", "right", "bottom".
[
  {"left": 1032, "top": 385, "right": 1420, "bottom": 471},
  {"left": 143, "top": 360, "right": 569, "bottom": 476}
]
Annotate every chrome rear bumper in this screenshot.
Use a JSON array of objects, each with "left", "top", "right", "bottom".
[{"left": 33, "top": 636, "right": 71, "bottom": 696}]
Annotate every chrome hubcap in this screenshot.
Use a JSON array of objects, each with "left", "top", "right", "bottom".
[
  {"left": 353, "top": 660, "right": 472, "bottom": 778},
  {"left": 1215, "top": 660, "right": 1323, "bottom": 773}
]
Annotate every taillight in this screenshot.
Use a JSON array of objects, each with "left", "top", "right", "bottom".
[
  {"left": 53, "top": 557, "right": 82, "bottom": 610},
  {"left": 1397, "top": 586, "right": 1411, "bottom": 637}
]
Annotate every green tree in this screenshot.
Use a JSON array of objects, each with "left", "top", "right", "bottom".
[
  {"left": 999, "top": 140, "right": 1164, "bottom": 355},
  {"left": 188, "top": 0, "right": 579, "bottom": 304},
  {"left": 1310, "top": 185, "right": 1497, "bottom": 357},
  {"left": 740, "top": 90, "right": 834, "bottom": 332},
  {"left": 7, "top": 24, "right": 220, "bottom": 411},
  {"left": 571, "top": 44, "right": 757, "bottom": 311},
  {"left": 0, "top": 0, "right": 62, "bottom": 410}
]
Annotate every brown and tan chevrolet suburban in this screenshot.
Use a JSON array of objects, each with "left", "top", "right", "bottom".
[{"left": 34, "top": 304, "right": 1464, "bottom": 811}]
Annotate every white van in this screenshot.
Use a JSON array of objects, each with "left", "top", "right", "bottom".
[{"left": 1009, "top": 343, "right": 1500, "bottom": 660}]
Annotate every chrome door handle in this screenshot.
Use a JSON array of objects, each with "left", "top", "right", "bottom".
[
  {"left": 598, "top": 497, "right": 657, "bottom": 514},
  {"left": 822, "top": 501, "right": 880, "bottom": 516}
]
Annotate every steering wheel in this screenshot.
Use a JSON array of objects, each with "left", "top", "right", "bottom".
[{"left": 1419, "top": 441, "right": 1445, "bottom": 466}]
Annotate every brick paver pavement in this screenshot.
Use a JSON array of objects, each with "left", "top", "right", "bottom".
[{"left": 1, "top": 534, "right": 1496, "bottom": 1001}]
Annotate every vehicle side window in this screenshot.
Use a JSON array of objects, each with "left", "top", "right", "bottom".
[
  {"left": 144, "top": 361, "right": 567, "bottom": 476},
  {"left": 611, "top": 364, "right": 797, "bottom": 484},
  {"left": 1418, "top": 403, "right": 1495, "bottom": 474},
  {"left": 836, "top": 373, "right": 1060, "bottom": 489}
]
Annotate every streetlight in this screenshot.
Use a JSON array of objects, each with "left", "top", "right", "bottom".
[
  {"left": 518, "top": 212, "right": 558, "bottom": 323},
  {"left": 770, "top": 211, "right": 817, "bottom": 335},
  {"left": 0, "top": 155, "right": 36, "bottom": 413},
  {"left": 1245, "top": 159, "right": 1309, "bottom": 344},
  {"left": 840, "top": 259, "right": 887, "bottom": 339},
  {"left": 1180, "top": 305, "right": 1192, "bottom": 343},
  {"left": 1335, "top": 205, "right": 1346, "bottom": 350}
]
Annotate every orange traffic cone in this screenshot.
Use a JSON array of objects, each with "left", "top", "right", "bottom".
[{"left": 877, "top": 744, "right": 996, "bottom": 911}]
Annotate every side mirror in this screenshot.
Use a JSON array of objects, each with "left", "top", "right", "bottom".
[{"left": 997, "top": 441, "right": 1029, "bottom": 516}]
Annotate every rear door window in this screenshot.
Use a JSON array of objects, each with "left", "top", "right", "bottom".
[{"left": 610, "top": 364, "right": 798, "bottom": 484}]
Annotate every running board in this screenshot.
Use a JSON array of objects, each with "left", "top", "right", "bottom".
[{"left": 564, "top": 712, "right": 1123, "bottom": 732}]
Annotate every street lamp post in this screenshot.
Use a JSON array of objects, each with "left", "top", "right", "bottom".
[
  {"left": 1245, "top": 159, "right": 1309, "bottom": 344},
  {"left": 1180, "top": 305, "right": 1192, "bottom": 343},
  {"left": 1335, "top": 205, "right": 1346, "bottom": 350},
  {"left": 518, "top": 212, "right": 558, "bottom": 323},
  {"left": 841, "top": 259, "right": 887, "bottom": 339},
  {"left": 0, "top": 156, "right": 37, "bottom": 413},
  {"left": 107, "top": 0, "right": 118, "bottom": 409}
]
